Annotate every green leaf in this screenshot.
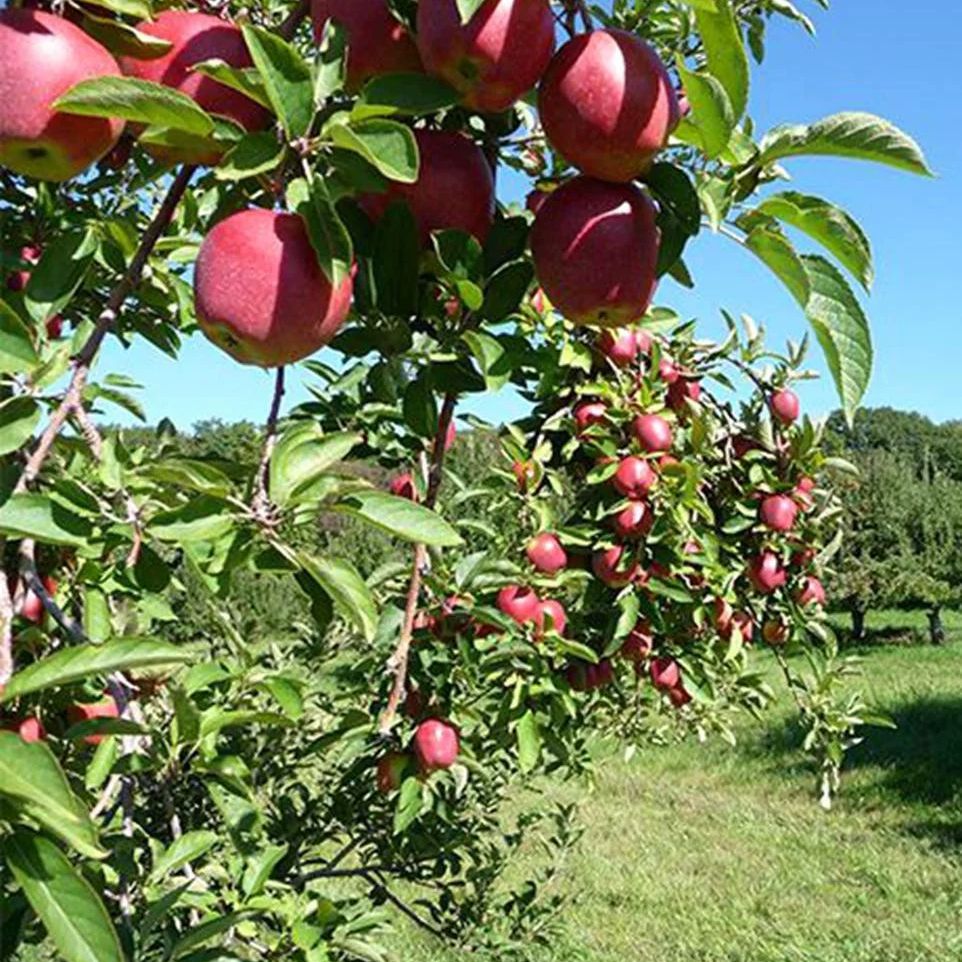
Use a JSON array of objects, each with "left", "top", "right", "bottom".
[
  {"left": 215, "top": 131, "right": 285, "bottom": 181},
  {"left": 294, "top": 550, "right": 378, "bottom": 641},
  {"left": 755, "top": 191, "right": 873, "bottom": 289},
  {"left": 516, "top": 710, "right": 541, "bottom": 773},
  {"left": 241, "top": 24, "right": 313, "bottom": 138},
  {"left": 286, "top": 175, "right": 354, "bottom": 288},
  {"left": 482, "top": 260, "right": 533, "bottom": 322},
  {"left": 0, "top": 493, "right": 91, "bottom": 547},
  {"left": 149, "top": 495, "right": 235, "bottom": 543},
  {"left": 141, "top": 459, "right": 233, "bottom": 498},
  {"left": 402, "top": 373, "right": 438, "bottom": 438},
  {"left": 801, "top": 254, "right": 873, "bottom": 424},
  {"left": 242, "top": 843, "right": 288, "bottom": 897},
  {"left": 170, "top": 911, "right": 251, "bottom": 959},
  {"left": 24, "top": 228, "right": 98, "bottom": 325},
  {"left": 757, "top": 111, "right": 932, "bottom": 175},
  {"left": 741, "top": 216, "right": 811, "bottom": 307},
  {"left": 3, "top": 831, "right": 124, "bottom": 962},
  {"left": 191, "top": 59, "right": 271, "bottom": 109},
  {"left": 54, "top": 76, "right": 214, "bottom": 135},
  {"left": 0, "top": 302, "right": 39, "bottom": 374},
  {"left": 150, "top": 831, "right": 219, "bottom": 881},
  {"left": 371, "top": 201, "right": 420, "bottom": 316},
  {"left": 357, "top": 73, "right": 458, "bottom": 116},
  {"left": 0, "top": 397, "right": 39, "bottom": 457},
  {"left": 270, "top": 425, "right": 361, "bottom": 507},
  {"left": 0, "top": 638, "right": 194, "bottom": 702},
  {"left": 693, "top": 0, "right": 750, "bottom": 121},
  {"left": 334, "top": 490, "right": 463, "bottom": 547},
  {"left": 329, "top": 118, "right": 419, "bottom": 183},
  {"left": 463, "top": 330, "right": 511, "bottom": 391},
  {"left": 456, "top": 0, "right": 486, "bottom": 22},
  {"left": 80, "top": 13, "right": 173, "bottom": 59},
  {"left": 674, "top": 61, "right": 734, "bottom": 158},
  {"left": 393, "top": 777, "right": 423, "bottom": 833},
  {"left": 80, "top": 0, "right": 151, "bottom": 18},
  {"left": 0, "top": 734, "right": 105, "bottom": 859}
]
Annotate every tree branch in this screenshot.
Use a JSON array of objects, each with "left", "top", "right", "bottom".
[
  {"left": 278, "top": 0, "right": 310, "bottom": 40},
  {"left": 378, "top": 394, "right": 457, "bottom": 735},
  {"left": 0, "top": 573, "right": 14, "bottom": 696},
  {"left": 251, "top": 366, "right": 286, "bottom": 526}
]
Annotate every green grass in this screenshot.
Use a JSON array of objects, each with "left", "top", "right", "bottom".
[
  {"left": 398, "top": 639, "right": 962, "bottom": 962},
  {"left": 828, "top": 607, "right": 962, "bottom": 646}
]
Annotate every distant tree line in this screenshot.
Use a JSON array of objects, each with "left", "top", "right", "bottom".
[{"left": 826, "top": 408, "right": 962, "bottom": 644}]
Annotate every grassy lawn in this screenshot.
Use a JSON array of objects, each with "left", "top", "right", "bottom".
[
  {"left": 828, "top": 606, "right": 962, "bottom": 646},
  {"left": 399, "top": 635, "right": 962, "bottom": 962}
]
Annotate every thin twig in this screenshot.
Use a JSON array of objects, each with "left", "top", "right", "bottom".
[
  {"left": 371, "top": 872, "right": 446, "bottom": 939},
  {"left": 378, "top": 394, "right": 457, "bottom": 735},
  {"left": 18, "top": 541, "right": 84, "bottom": 643},
  {"left": 251, "top": 366, "right": 286, "bottom": 526}
]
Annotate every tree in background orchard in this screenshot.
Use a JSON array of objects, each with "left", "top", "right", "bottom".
[{"left": 0, "top": 0, "right": 930, "bottom": 959}]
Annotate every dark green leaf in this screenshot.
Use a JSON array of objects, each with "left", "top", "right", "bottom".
[
  {"left": 357, "top": 72, "right": 458, "bottom": 116},
  {"left": 215, "top": 131, "right": 285, "bottom": 181},
  {"left": 0, "top": 302, "right": 39, "bottom": 374},
  {"left": 372, "top": 201, "right": 420, "bottom": 316},
  {"left": 287, "top": 175, "right": 354, "bottom": 288},
  {"left": 334, "top": 490, "right": 463, "bottom": 547},
  {"left": 329, "top": 118, "right": 419, "bottom": 183},
  {"left": 0, "top": 397, "right": 40, "bottom": 457},
  {"left": 402, "top": 373, "right": 438, "bottom": 438},
  {"left": 0, "top": 493, "right": 92, "bottom": 547},
  {"left": 149, "top": 495, "right": 235, "bottom": 543},
  {"left": 294, "top": 550, "right": 378, "bottom": 641},
  {"left": 241, "top": 24, "right": 313, "bottom": 138},
  {"left": 24, "top": 229, "right": 98, "bottom": 324},
  {"left": 80, "top": 13, "right": 172, "bottom": 59},
  {"left": 191, "top": 59, "right": 271, "bottom": 109},
  {"left": 693, "top": 0, "right": 750, "bottom": 121},
  {"left": 482, "top": 260, "right": 533, "bottom": 322}
]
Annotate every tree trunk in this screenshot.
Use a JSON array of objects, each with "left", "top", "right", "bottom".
[
  {"left": 851, "top": 607, "right": 866, "bottom": 643},
  {"left": 928, "top": 608, "right": 946, "bottom": 646}
]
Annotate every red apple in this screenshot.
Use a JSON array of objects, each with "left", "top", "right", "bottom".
[
  {"left": 311, "top": 0, "right": 423, "bottom": 90},
  {"left": 796, "top": 576, "right": 826, "bottom": 608},
  {"left": 389, "top": 472, "right": 417, "bottom": 501},
  {"left": 712, "top": 597, "right": 733, "bottom": 635},
  {"left": 359, "top": 129, "right": 495, "bottom": 246},
  {"left": 731, "top": 611, "right": 755, "bottom": 643},
  {"left": 632, "top": 414, "right": 673, "bottom": 453},
  {"left": 526, "top": 532, "right": 568, "bottom": 574},
  {"left": 797, "top": 476, "right": 816, "bottom": 494},
  {"left": 620, "top": 621, "right": 653, "bottom": 662},
  {"left": 416, "top": 0, "right": 555, "bottom": 113},
  {"left": 121, "top": 10, "right": 270, "bottom": 165},
  {"left": 538, "top": 29, "right": 678, "bottom": 182},
  {"left": 67, "top": 695, "right": 119, "bottom": 745},
  {"left": 592, "top": 659, "right": 614, "bottom": 690},
  {"left": 759, "top": 494, "right": 798, "bottom": 533},
  {"left": 413, "top": 718, "right": 459, "bottom": 772},
  {"left": 6, "top": 270, "right": 30, "bottom": 293},
  {"left": 0, "top": 9, "right": 124, "bottom": 181},
  {"left": 19, "top": 575, "right": 57, "bottom": 624},
  {"left": 613, "top": 456, "right": 656, "bottom": 499},
  {"left": 512, "top": 459, "right": 537, "bottom": 492},
  {"left": 573, "top": 400, "right": 607, "bottom": 435},
  {"left": 20, "top": 244, "right": 42, "bottom": 264},
  {"left": 762, "top": 620, "right": 789, "bottom": 646},
  {"left": 526, "top": 189, "right": 548, "bottom": 215},
  {"left": 375, "top": 750, "right": 409, "bottom": 793},
  {"left": 599, "top": 329, "right": 642, "bottom": 367},
  {"left": 497, "top": 584, "right": 541, "bottom": 625},
  {"left": 45, "top": 315, "right": 63, "bottom": 339},
  {"left": 747, "top": 552, "right": 787, "bottom": 594},
  {"left": 612, "top": 500, "right": 653, "bottom": 540},
  {"left": 1, "top": 715, "right": 46, "bottom": 743},
  {"left": 530, "top": 177, "right": 659, "bottom": 327},
  {"left": 667, "top": 378, "right": 701, "bottom": 412},
  {"left": 658, "top": 358, "right": 679, "bottom": 384},
  {"left": 794, "top": 477, "right": 816, "bottom": 512},
  {"left": 771, "top": 389, "right": 800, "bottom": 425},
  {"left": 592, "top": 545, "right": 638, "bottom": 588},
  {"left": 649, "top": 656, "right": 680, "bottom": 691},
  {"left": 536, "top": 598, "right": 567, "bottom": 637},
  {"left": 668, "top": 685, "right": 691, "bottom": 708},
  {"left": 194, "top": 209, "right": 354, "bottom": 367}
]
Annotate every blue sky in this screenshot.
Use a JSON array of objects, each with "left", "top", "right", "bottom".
[{"left": 98, "top": 0, "right": 959, "bottom": 431}]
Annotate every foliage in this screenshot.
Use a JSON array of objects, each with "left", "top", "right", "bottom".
[{"left": 0, "top": 0, "right": 929, "bottom": 960}]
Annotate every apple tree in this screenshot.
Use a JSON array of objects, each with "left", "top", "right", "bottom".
[{"left": 0, "top": 0, "right": 929, "bottom": 959}]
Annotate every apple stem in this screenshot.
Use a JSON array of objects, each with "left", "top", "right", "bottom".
[
  {"left": 378, "top": 393, "right": 458, "bottom": 735},
  {"left": 252, "top": 365, "right": 287, "bottom": 525}
]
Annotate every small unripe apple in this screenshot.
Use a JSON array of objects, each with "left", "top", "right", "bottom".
[
  {"left": 759, "top": 494, "right": 798, "bottom": 533},
  {"left": 416, "top": 0, "right": 555, "bottom": 113},
  {"left": 526, "top": 532, "right": 568, "bottom": 574},
  {"left": 592, "top": 659, "right": 614, "bottom": 690},
  {"left": 632, "top": 414, "right": 673, "bottom": 453},
  {"left": 538, "top": 29, "right": 678, "bottom": 182},
  {"left": 413, "top": 718, "right": 459, "bottom": 772},
  {"left": 536, "top": 598, "right": 567, "bottom": 637},
  {"left": 747, "top": 552, "right": 787, "bottom": 594},
  {"left": 360, "top": 129, "right": 495, "bottom": 246},
  {"left": 598, "top": 329, "right": 642, "bottom": 367},
  {"left": 612, "top": 500, "right": 653, "bottom": 540},
  {"left": 762, "top": 619, "right": 789, "bottom": 646},
  {"left": 620, "top": 621, "right": 653, "bottom": 662},
  {"left": 668, "top": 685, "right": 691, "bottom": 708},
  {"left": 20, "top": 244, "right": 42, "bottom": 264},
  {"left": 1, "top": 715, "right": 46, "bottom": 743},
  {"left": 791, "top": 546, "right": 817, "bottom": 570},
  {"left": 732, "top": 435, "right": 756, "bottom": 459},
  {"left": 0, "top": 9, "right": 125, "bottom": 181},
  {"left": 649, "top": 656, "right": 680, "bottom": 691},
  {"left": 573, "top": 401, "right": 607, "bottom": 435},
  {"left": 311, "top": 0, "right": 423, "bottom": 91},
  {"left": 531, "top": 177, "right": 659, "bottom": 327},
  {"left": 67, "top": 695, "right": 119, "bottom": 745},
  {"left": 771, "top": 389, "right": 800, "bottom": 425},
  {"left": 497, "top": 585, "right": 541, "bottom": 625},
  {"left": 797, "top": 476, "right": 816, "bottom": 494},
  {"left": 512, "top": 459, "right": 538, "bottom": 493},
  {"left": 375, "top": 751, "right": 409, "bottom": 793},
  {"left": 796, "top": 576, "right": 826, "bottom": 608},
  {"left": 6, "top": 270, "right": 30, "bottom": 293},
  {"left": 794, "top": 477, "right": 816, "bottom": 512},
  {"left": 658, "top": 358, "right": 679, "bottom": 384},
  {"left": 121, "top": 11, "right": 270, "bottom": 165},
  {"left": 45, "top": 315, "right": 63, "bottom": 339},
  {"left": 713, "top": 598, "right": 733, "bottom": 636},
  {"left": 19, "top": 575, "right": 57, "bottom": 624},
  {"left": 613, "top": 456, "right": 656, "bottom": 499},
  {"left": 592, "top": 545, "right": 638, "bottom": 588}
]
